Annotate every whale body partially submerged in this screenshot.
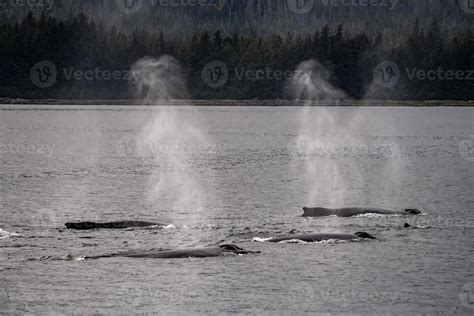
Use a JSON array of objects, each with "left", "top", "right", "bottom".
[
  {"left": 265, "top": 232, "right": 376, "bottom": 243},
  {"left": 302, "top": 207, "right": 421, "bottom": 217},
  {"left": 85, "top": 244, "right": 260, "bottom": 259},
  {"left": 65, "top": 221, "right": 167, "bottom": 230}
]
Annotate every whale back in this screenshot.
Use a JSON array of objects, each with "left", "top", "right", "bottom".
[
  {"left": 65, "top": 221, "right": 160, "bottom": 230},
  {"left": 65, "top": 222, "right": 98, "bottom": 230},
  {"left": 302, "top": 207, "right": 416, "bottom": 217},
  {"left": 87, "top": 245, "right": 259, "bottom": 259},
  {"left": 269, "top": 232, "right": 376, "bottom": 243},
  {"left": 302, "top": 207, "right": 334, "bottom": 217}
]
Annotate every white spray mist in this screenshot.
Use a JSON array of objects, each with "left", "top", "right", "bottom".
[
  {"left": 131, "top": 56, "right": 215, "bottom": 224},
  {"left": 288, "top": 60, "right": 351, "bottom": 207}
]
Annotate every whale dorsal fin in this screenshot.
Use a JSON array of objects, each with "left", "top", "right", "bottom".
[
  {"left": 219, "top": 244, "right": 244, "bottom": 251},
  {"left": 404, "top": 209, "right": 421, "bottom": 215},
  {"left": 355, "top": 232, "right": 376, "bottom": 239}
]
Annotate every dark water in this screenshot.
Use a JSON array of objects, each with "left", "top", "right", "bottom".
[{"left": 1, "top": 105, "right": 473, "bottom": 314}]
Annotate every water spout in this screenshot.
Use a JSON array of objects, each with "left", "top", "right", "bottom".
[{"left": 131, "top": 56, "right": 215, "bottom": 225}]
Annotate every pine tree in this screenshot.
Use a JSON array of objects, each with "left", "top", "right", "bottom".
[
  {"left": 199, "top": 31, "right": 210, "bottom": 61},
  {"left": 319, "top": 24, "right": 331, "bottom": 61},
  {"left": 212, "top": 30, "right": 223, "bottom": 55}
]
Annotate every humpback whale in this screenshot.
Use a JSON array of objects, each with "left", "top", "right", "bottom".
[
  {"left": 302, "top": 207, "right": 421, "bottom": 217},
  {"left": 265, "top": 232, "right": 376, "bottom": 243},
  {"left": 65, "top": 221, "right": 167, "bottom": 230},
  {"left": 85, "top": 244, "right": 260, "bottom": 259}
]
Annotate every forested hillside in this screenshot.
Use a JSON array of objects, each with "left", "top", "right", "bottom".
[
  {"left": 1, "top": 0, "right": 471, "bottom": 41},
  {"left": 1, "top": 11, "right": 472, "bottom": 100},
  {"left": 0, "top": 1, "right": 472, "bottom": 100}
]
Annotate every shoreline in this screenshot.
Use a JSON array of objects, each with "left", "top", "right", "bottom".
[{"left": 0, "top": 99, "right": 473, "bottom": 107}]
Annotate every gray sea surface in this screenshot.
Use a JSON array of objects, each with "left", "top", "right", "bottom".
[{"left": 0, "top": 104, "right": 473, "bottom": 314}]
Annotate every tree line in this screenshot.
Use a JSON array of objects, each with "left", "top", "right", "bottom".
[{"left": 0, "top": 12, "right": 472, "bottom": 100}]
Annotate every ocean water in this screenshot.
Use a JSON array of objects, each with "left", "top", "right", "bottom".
[{"left": 0, "top": 104, "right": 473, "bottom": 314}]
